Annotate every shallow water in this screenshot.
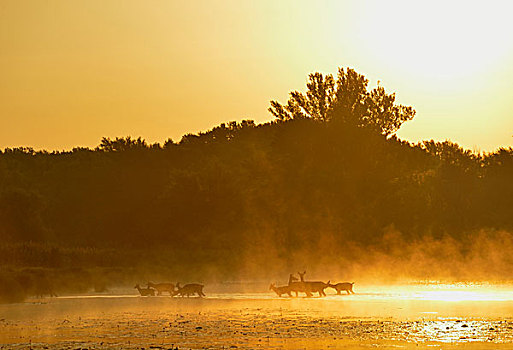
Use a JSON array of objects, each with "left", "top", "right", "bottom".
[{"left": 1, "top": 284, "right": 513, "bottom": 349}]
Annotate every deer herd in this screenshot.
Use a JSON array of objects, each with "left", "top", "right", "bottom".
[
  {"left": 135, "top": 271, "right": 354, "bottom": 298},
  {"left": 134, "top": 282, "right": 205, "bottom": 297},
  {"left": 269, "top": 271, "right": 355, "bottom": 298}
]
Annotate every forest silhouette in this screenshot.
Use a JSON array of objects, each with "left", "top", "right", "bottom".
[{"left": 1, "top": 67, "right": 512, "bottom": 302}]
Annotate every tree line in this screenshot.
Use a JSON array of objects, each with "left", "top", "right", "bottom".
[{"left": 0, "top": 67, "right": 512, "bottom": 278}]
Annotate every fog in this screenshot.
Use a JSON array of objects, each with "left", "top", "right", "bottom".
[
  {"left": 232, "top": 228, "right": 513, "bottom": 286},
  {"left": 3, "top": 228, "right": 513, "bottom": 304}
]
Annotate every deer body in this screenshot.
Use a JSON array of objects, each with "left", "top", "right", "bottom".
[
  {"left": 287, "top": 274, "right": 313, "bottom": 297},
  {"left": 328, "top": 282, "right": 355, "bottom": 295},
  {"left": 269, "top": 283, "right": 292, "bottom": 297},
  {"left": 134, "top": 284, "right": 155, "bottom": 296},
  {"left": 173, "top": 283, "right": 205, "bottom": 297},
  {"left": 298, "top": 271, "right": 329, "bottom": 297},
  {"left": 147, "top": 282, "right": 175, "bottom": 296}
]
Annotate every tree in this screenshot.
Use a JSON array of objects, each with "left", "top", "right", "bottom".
[
  {"left": 269, "top": 67, "right": 415, "bottom": 136},
  {"left": 269, "top": 72, "right": 335, "bottom": 122},
  {"left": 96, "top": 136, "right": 148, "bottom": 152}
]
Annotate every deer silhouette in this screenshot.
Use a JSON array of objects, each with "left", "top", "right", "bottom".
[
  {"left": 134, "top": 284, "right": 155, "bottom": 296},
  {"left": 297, "top": 271, "right": 329, "bottom": 297},
  {"left": 147, "top": 282, "right": 175, "bottom": 296},
  {"left": 173, "top": 282, "right": 205, "bottom": 297},
  {"left": 288, "top": 273, "right": 313, "bottom": 297},
  {"left": 269, "top": 283, "right": 293, "bottom": 297},
  {"left": 328, "top": 282, "right": 355, "bottom": 295}
]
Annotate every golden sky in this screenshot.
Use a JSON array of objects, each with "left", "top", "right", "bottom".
[{"left": 1, "top": 0, "right": 512, "bottom": 151}]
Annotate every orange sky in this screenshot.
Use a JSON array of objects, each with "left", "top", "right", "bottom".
[{"left": 1, "top": 0, "right": 512, "bottom": 152}]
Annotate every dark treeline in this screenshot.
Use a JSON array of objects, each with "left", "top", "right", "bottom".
[{"left": 1, "top": 67, "right": 513, "bottom": 299}]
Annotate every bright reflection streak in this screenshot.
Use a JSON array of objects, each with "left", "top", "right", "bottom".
[
  {"left": 327, "top": 283, "right": 513, "bottom": 302},
  {"left": 411, "top": 290, "right": 511, "bottom": 302},
  {"left": 406, "top": 283, "right": 513, "bottom": 302}
]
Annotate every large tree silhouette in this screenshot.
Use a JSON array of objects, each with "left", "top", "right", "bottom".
[{"left": 269, "top": 67, "right": 415, "bottom": 135}]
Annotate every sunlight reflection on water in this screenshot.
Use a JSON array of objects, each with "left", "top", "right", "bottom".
[
  {"left": 5, "top": 283, "right": 513, "bottom": 348},
  {"left": 359, "top": 284, "right": 513, "bottom": 302}
]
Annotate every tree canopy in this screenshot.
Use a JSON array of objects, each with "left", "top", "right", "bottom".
[{"left": 269, "top": 67, "right": 415, "bottom": 135}]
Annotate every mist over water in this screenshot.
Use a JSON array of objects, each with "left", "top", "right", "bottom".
[{"left": 235, "top": 228, "right": 513, "bottom": 286}]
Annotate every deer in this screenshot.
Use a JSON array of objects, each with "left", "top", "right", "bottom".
[
  {"left": 298, "top": 271, "right": 329, "bottom": 297},
  {"left": 134, "top": 284, "right": 155, "bottom": 296},
  {"left": 288, "top": 273, "right": 313, "bottom": 297},
  {"left": 328, "top": 282, "right": 355, "bottom": 295},
  {"left": 147, "top": 282, "right": 175, "bottom": 296},
  {"left": 173, "top": 282, "right": 205, "bottom": 297},
  {"left": 269, "top": 283, "right": 292, "bottom": 297}
]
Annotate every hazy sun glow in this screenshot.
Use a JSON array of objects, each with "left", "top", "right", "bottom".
[
  {"left": 357, "top": 1, "right": 513, "bottom": 80},
  {"left": 344, "top": 0, "right": 513, "bottom": 151}
]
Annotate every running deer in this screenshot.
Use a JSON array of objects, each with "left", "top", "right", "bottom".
[
  {"left": 147, "top": 282, "right": 175, "bottom": 296},
  {"left": 173, "top": 282, "right": 205, "bottom": 297},
  {"left": 288, "top": 273, "right": 313, "bottom": 297},
  {"left": 269, "top": 283, "right": 292, "bottom": 297},
  {"left": 298, "top": 271, "right": 329, "bottom": 297},
  {"left": 328, "top": 282, "right": 355, "bottom": 295},
  {"left": 134, "top": 284, "right": 155, "bottom": 296}
]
